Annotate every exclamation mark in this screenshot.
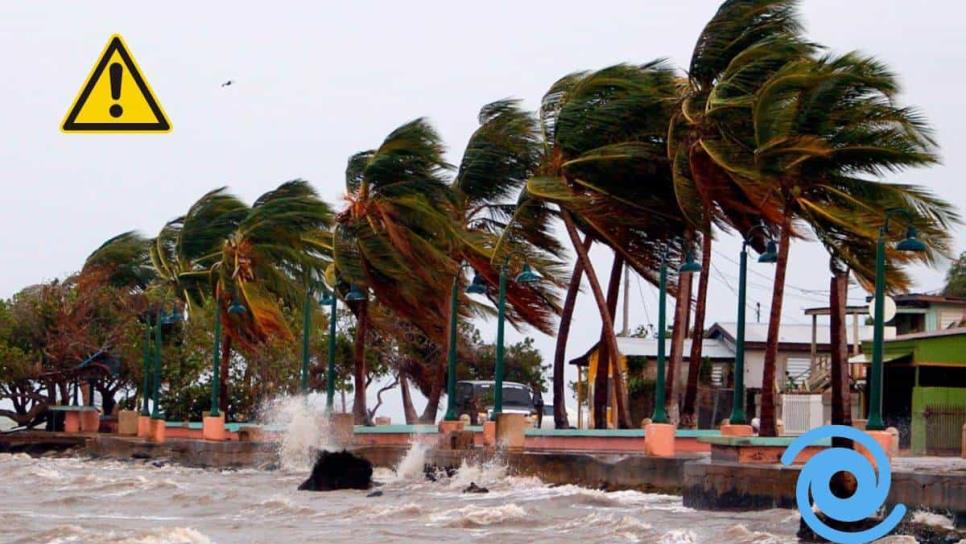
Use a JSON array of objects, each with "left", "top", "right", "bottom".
[{"left": 109, "top": 62, "right": 123, "bottom": 118}]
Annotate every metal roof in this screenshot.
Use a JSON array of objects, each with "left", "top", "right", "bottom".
[
  {"left": 709, "top": 322, "right": 881, "bottom": 346},
  {"left": 615, "top": 336, "right": 734, "bottom": 360}
]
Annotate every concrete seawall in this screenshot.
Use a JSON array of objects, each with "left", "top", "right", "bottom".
[{"left": 10, "top": 432, "right": 965, "bottom": 528}]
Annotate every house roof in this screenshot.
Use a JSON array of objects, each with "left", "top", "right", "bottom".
[
  {"left": 884, "top": 327, "right": 966, "bottom": 342},
  {"left": 707, "top": 322, "right": 880, "bottom": 347},
  {"left": 803, "top": 305, "right": 870, "bottom": 317},
  {"left": 569, "top": 336, "right": 734, "bottom": 367},
  {"left": 892, "top": 293, "right": 966, "bottom": 308}
]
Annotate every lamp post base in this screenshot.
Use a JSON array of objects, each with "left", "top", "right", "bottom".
[
  {"left": 644, "top": 423, "right": 675, "bottom": 457},
  {"left": 149, "top": 418, "right": 166, "bottom": 444},
  {"left": 857, "top": 429, "right": 896, "bottom": 469},
  {"left": 203, "top": 415, "right": 226, "bottom": 441},
  {"left": 495, "top": 413, "right": 527, "bottom": 450},
  {"left": 137, "top": 415, "right": 151, "bottom": 438}
]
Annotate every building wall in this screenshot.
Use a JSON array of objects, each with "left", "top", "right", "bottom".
[
  {"left": 742, "top": 350, "right": 827, "bottom": 389},
  {"left": 911, "top": 386, "right": 966, "bottom": 455},
  {"left": 926, "top": 303, "right": 966, "bottom": 331}
]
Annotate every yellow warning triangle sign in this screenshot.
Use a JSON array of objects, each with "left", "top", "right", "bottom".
[{"left": 62, "top": 35, "right": 171, "bottom": 132}]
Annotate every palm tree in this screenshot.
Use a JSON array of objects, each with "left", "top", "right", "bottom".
[
  {"left": 525, "top": 62, "right": 690, "bottom": 428},
  {"left": 333, "top": 119, "right": 463, "bottom": 424},
  {"left": 739, "top": 53, "right": 957, "bottom": 435},
  {"left": 83, "top": 231, "right": 157, "bottom": 290},
  {"left": 151, "top": 181, "right": 334, "bottom": 416},
  {"left": 451, "top": 99, "right": 567, "bottom": 424},
  {"left": 670, "top": 0, "right": 811, "bottom": 427}
]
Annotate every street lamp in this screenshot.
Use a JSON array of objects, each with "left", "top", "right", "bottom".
[
  {"left": 141, "top": 316, "right": 152, "bottom": 417},
  {"left": 729, "top": 226, "right": 777, "bottom": 426},
  {"left": 320, "top": 287, "right": 338, "bottom": 412},
  {"left": 345, "top": 284, "right": 367, "bottom": 302},
  {"left": 867, "top": 210, "right": 926, "bottom": 431},
  {"left": 651, "top": 245, "right": 701, "bottom": 424},
  {"left": 468, "top": 252, "right": 540, "bottom": 416},
  {"left": 442, "top": 263, "right": 476, "bottom": 422},
  {"left": 148, "top": 306, "right": 183, "bottom": 420}
]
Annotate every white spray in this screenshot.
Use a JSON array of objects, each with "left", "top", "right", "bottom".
[{"left": 259, "top": 393, "right": 335, "bottom": 472}]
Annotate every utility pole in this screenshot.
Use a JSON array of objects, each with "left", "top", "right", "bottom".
[{"left": 621, "top": 263, "right": 630, "bottom": 336}]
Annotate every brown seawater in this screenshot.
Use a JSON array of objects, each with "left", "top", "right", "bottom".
[{"left": 0, "top": 449, "right": 803, "bottom": 543}]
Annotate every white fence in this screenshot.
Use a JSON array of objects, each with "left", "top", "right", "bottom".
[{"left": 782, "top": 394, "right": 824, "bottom": 435}]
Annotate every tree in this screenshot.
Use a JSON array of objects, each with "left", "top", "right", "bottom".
[
  {"left": 944, "top": 252, "right": 966, "bottom": 298},
  {"left": 334, "top": 120, "right": 463, "bottom": 423},
  {"left": 451, "top": 99, "right": 566, "bottom": 425},
  {"left": 526, "top": 62, "right": 691, "bottom": 428},
  {"left": 742, "top": 53, "right": 956, "bottom": 435},
  {"left": 671, "top": 0, "right": 811, "bottom": 427},
  {"left": 150, "top": 181, "right": 334, "bottom": 418}
]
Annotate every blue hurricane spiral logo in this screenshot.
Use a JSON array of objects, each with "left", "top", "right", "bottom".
[{"left": 782, "top": 425, "right": 906, "bottom": 544}]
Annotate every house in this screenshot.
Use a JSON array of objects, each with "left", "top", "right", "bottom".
[
  {"left": 890, "top": 293, "right": 966, "bottom": 334},
  {"left": 705, "top": 321, "right": 880, "bottom": 392},
  {"left": 858, "top": 327, "right": 966, "bottom": 455},
  {"left": 569, "top": 336, "right": 734, "bottom": 428}
]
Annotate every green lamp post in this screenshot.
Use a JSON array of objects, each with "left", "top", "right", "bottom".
[
  {"left": 210, "top": 296, "right": 247, "bottom": 418},
  {"left": 867, "top": 210, "right": 926, "bottom": 431},
  {"left": 467, "top": 254, "right": 539, "bottom": 417},
  {"left": 151, "top": 310, "right": 163, "bottom": 419},
  {"left": 442, "top": 263, "right": 478, "bottom": 422},
  {"left": 320, "top": 287, "right": 338, "bottom": 413},
  {"left": 729, "top": 227, "right": 777, "bottom": 426},
  {"left": 651, "top": 246, "right": 700, "bottom": 424},
  {"left": 141, "top": 317, "right": 152, "bottom": 417},
  {"left": 147, "top": 306, "right": 183, "bottom": 420}
]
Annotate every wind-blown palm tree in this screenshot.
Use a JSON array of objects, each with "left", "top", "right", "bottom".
[
  {"left": 151, "top": 181, "right": 334, "bottom": 416},
  {"left": 735, "top": 53, "right": 956, "bottom": 435},
  {"left": 333, "top": 119, "right": 463, "bottom": 424},
  {"left": 452, "top": 99, "right": 567, "bottom": 424},
  {"left": 670, "top": 0, "right": 812, "bottom": 427},
  {"left": 525, "top": 62, "right": 690, "bottom": 428}
]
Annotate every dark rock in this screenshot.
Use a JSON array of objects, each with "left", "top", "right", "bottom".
[
  {"left": 463, "top": 482, "right": 489, "bottom": 494},
  {"left": 423, "top": 464, "right": 458, "bottom": 482},
  {"left": 150, "top": 461, "right": 166, "bottom": 468},
  {"left": 298, "top": 450, "right": 373, "bottom": 492},
  {"left": 366, "top": 490, "right": 384, "bottom": 498},
  {"left": 131, "top": 452, "right": 151, "bottom": 460}
]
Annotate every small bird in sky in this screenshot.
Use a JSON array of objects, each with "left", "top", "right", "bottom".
[{"left": 221, "top": 80, "right": 234, "bottom": 87}]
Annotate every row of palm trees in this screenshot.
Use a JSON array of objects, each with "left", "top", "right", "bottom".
[{"left": 87, "top": 0, "right": 958, "bottom": 433}]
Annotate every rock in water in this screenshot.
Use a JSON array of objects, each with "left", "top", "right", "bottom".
[
  {"left": 462, "top": 482, "right": 489, "bottom": 494},
  {"left": 298, "top": 450, "right": 373, "bottom": 491}
]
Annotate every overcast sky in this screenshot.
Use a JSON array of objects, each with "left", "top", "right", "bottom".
[{"left": 1, "top": 1, "right": 963, "bottom": 422}]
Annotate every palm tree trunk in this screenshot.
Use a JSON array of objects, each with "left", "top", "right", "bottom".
[
  {"left": 760, "top": 212, "right": 792, "bottom": 437},
  {"left": 560, "top": 210, "right": 631, "bottom": 429},
  {"left": 352, "top": 298, "right": 369, "bottom": 425},
  {"left": 419, "top": 360, "right": 444, "bottom": 423},
  {"left": 399, "top": 372, "right": 418, "bottom": 424},
  {"left": 219, "top": 335, "right": 232, "bottom": 418},
  {"left": 553, "top": 234, "right": 591, "bottom": 429},
  {"left": 829, "top": 260, "right": 852, "bottom": 430},
  {"left": 682, "top": 232, "right": 712, "bottom": 428},
  {"left": 665, "top": 268, "right": 692, "bottom": 426},
  {"left": 593, "top": 252, "right": 624, "bottom": 429}
]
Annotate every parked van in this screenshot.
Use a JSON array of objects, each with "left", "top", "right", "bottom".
[{"left": 454, "top": 380, "right": 533, "bottom": 422}]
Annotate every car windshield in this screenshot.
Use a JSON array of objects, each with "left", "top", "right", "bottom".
[{"left": 501, "top": 386, "right": 531, "bottom": 406}]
